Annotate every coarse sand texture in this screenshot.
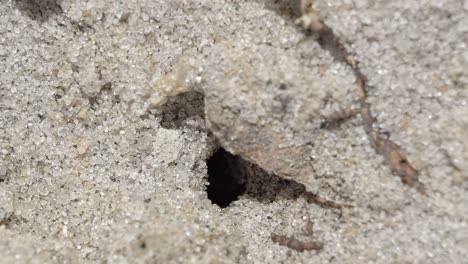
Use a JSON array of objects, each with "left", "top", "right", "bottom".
[{"left": 0, "top": 0, "right": 467, "bottom": 263}]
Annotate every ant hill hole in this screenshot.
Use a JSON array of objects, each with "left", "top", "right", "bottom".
[
  {"left": 205, "top": 147, "right": 306, "bottom": 208},
  {"left": 206, "top": 148, "right": 247, "bottom": 208}
]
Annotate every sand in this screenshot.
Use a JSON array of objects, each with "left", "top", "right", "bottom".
[{"left": 0, "top": 0, "right": 466, "bottom": 263}]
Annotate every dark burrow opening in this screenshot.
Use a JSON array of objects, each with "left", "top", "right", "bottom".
[
  {"left": 206, "top": 147, "right": 306, "bottom": 208},
  {"left": 206, "top": 148, "right": 247, "bottom": 208}
]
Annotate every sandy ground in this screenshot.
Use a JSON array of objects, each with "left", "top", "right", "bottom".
[{"left": 0, "top": 0, "right": 467, "bottom": 263}]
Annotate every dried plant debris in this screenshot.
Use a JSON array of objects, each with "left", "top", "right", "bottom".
[
  {"left": 297, "top": 0, "right": 425, "bottom": 193},
  {"left": 271, "top": 221, "right": 323, "bottom": 252},
  {"left": 0, "top": 217, "right": 11, "bottom": 226}
]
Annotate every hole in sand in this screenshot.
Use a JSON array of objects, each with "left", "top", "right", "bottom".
[
  {"left": 206, "top": 148, "right": 247, "bottom": 208},
  {"left": 206, "top": 147, "right": 306, "bottom": 208}
]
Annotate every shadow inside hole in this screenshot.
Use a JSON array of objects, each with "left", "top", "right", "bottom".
[
  {"left": 207, "top": 148, "right": 247, "bottom": 208},
  {"left": 14, "top": 0, "right": 63, "bottom": 22},
  {"left": 159, "top": 91, "right": 205, "bottom": 130},
  {"left": 206, "top": 147, "right": 306, "bottom": 208}
]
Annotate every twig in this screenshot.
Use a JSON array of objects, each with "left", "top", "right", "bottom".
[
  {"left": 297, "top": 0, "right": 425, "bottom": 194},
  {"left": 271, "top": 221, "right": 323, "bottom": 252}
]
